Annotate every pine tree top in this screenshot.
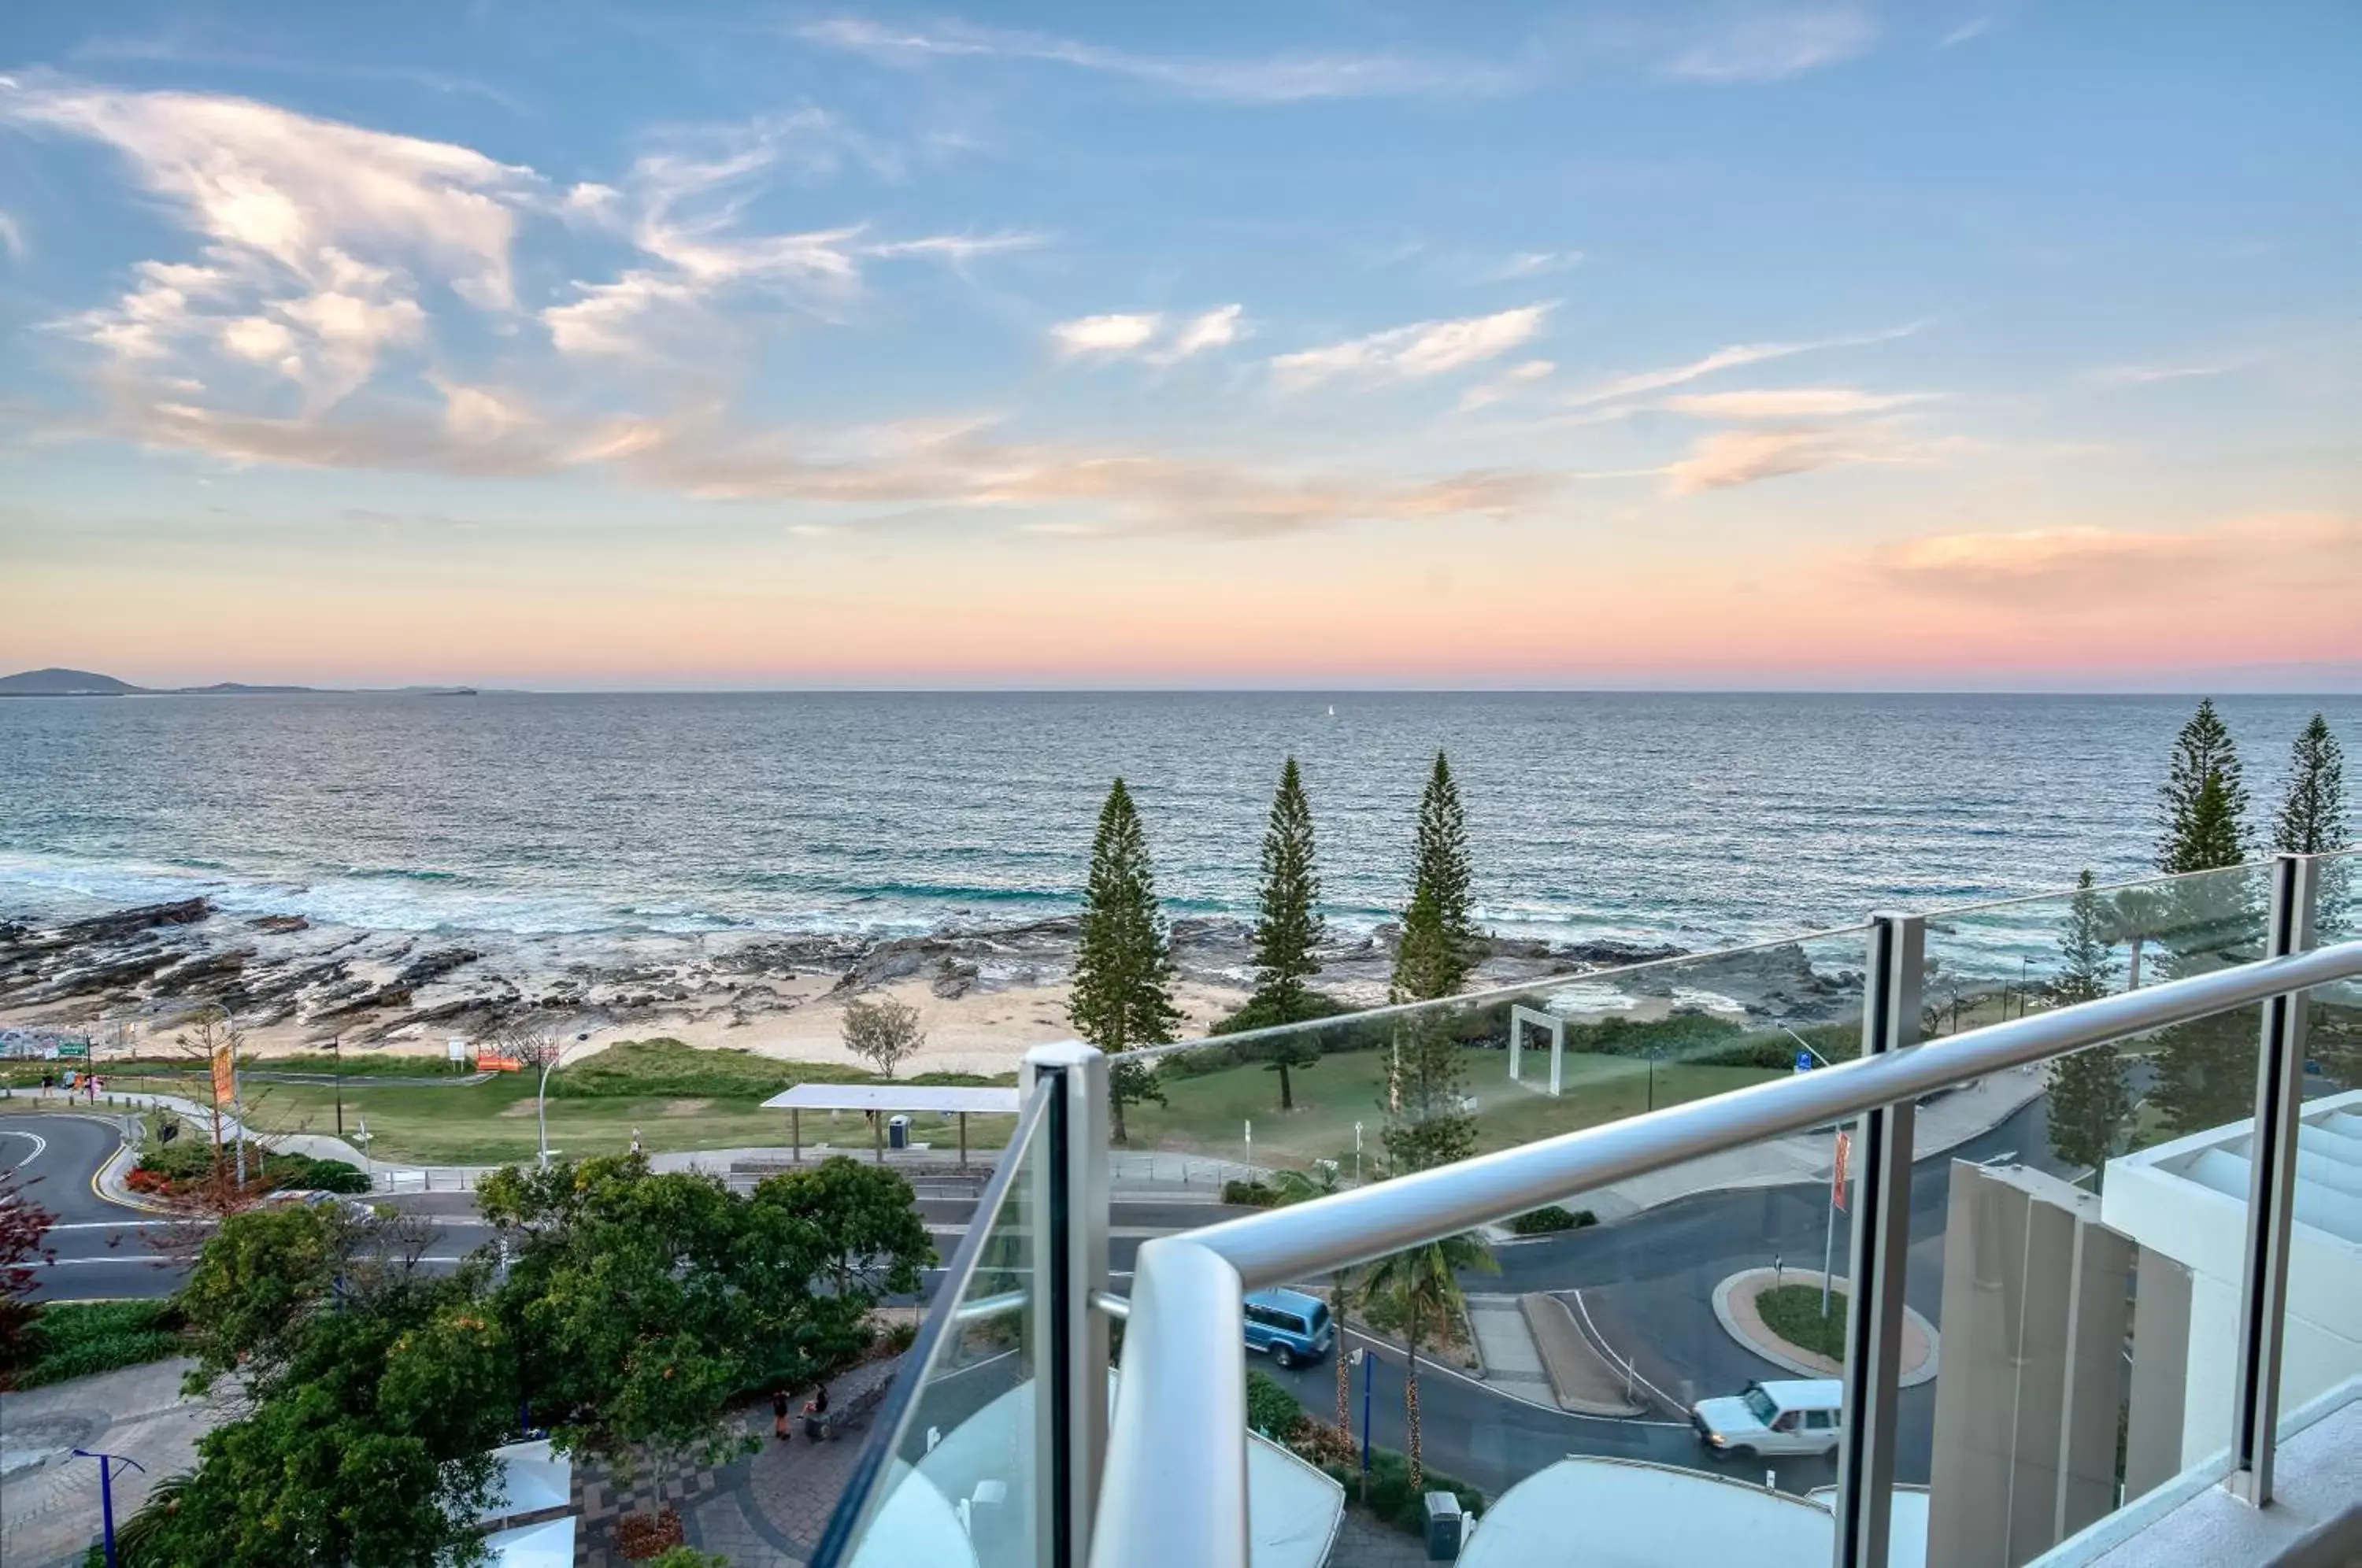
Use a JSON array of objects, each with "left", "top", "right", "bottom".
[
  {"left": 2159, "top": 697, "right": 2252, "bottom": 873},
  {"left": 2274, "top": 712, "right": 2350, "bottom": 856}
]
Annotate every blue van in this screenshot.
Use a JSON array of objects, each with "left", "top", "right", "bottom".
[{"left": 1243, "top": 1287, "right": 1334, "bottom": 1369}]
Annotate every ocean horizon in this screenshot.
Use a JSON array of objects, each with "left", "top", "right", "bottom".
[{"left": 2, "top": 690, "right": 2353, "bottom": 954}]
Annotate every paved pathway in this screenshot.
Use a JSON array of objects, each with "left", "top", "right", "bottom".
[
  {"left": 1461, "top": 1293, "right": 1553, "bottom": 1407},
  {"left": 1, "top": 1359, "right": 215, "bottom": 1568}
]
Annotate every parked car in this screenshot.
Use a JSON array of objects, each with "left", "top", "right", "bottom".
[
  {"left": 264, "top": 1189, "right": 381, "bottom": 1224},
  {"left": 1242, "top": 1287, "right": 1334, "bottom": 1370},
  {"left": 1690, "top": 1378, "right": 1844, "bottom": 1459}
]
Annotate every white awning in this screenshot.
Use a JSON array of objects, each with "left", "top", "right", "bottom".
[
  {"left": 761, "top": 1084, "right": 1023, "bottom": 1115},
  {"left": 479, "top": 1440, "right": 572, "bottom": 1521},
  {"left": 483, "top": 1517, "right": 575, "bottom": 1568}
]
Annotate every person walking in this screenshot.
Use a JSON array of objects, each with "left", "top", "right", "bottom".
[{"left": 772, "top": 1388, "right": 790, "bottom": 1442}]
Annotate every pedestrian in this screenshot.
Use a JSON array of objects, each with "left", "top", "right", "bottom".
[
  {"left": 802, "top": 1380, "right": 831, "bottom": 1440},
  {"left": 39, "top": 1071, "right": 53, "bottom": 1100},
  {"left": 772, "top": 1388, "right": 790, "bottom": 1442}
]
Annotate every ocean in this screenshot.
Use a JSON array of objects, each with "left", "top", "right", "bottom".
[{"left": 0, "top": 691, "right": 2352, "bottom": 952}]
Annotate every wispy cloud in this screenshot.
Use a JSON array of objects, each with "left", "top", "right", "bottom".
[
  {"left": 1486, "top": 250, "right": 1583, "bottom": 282},
  {"left": 1565, "top": 323, "right": 1923, "bottom": 406},
  {"left": 1661, "top": 386, "right": 1933, "bottom": 419},
  {"left": 1938, "top": 18, "right": 1995, "bottom": 48},
  {"left": 1457, "top": 358, "right": 1555, "bottom": 412},
  {"left": 1272, "top": 305, "right": 1552, "bottom": 391},
  {"left": 1662, "top": 9, "right": 1878, "bottom": 82},
  {"left": 2086, "top": 361, "right": 2242, "bottom": 387},
  {"left": 1665, "top": 426, "right": 1881, "bottom": 494},
  {"left": 0, "top": 209, "right": 24, "bottom": 260},
  {"left": 796, "top": 17, "right": 1520, "bottom": 103},
  {"left": 1052, "top": 312, "right": 1163, "bottom": 357},
  {"left": 1868, "top": 515, "right": 2361, "bottom": 604}
]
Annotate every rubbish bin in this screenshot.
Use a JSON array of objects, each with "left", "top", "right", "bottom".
[
  {"left": 887, "top": 1115, "right": 911, "bottom": 1151},
  {"left": 1423, "top": 1491, "right": 1463, "bottom": 1561}
]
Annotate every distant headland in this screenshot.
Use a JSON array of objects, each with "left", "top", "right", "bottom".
[{"left": 0, "top": 667, "right": 479, "bottom": 697}]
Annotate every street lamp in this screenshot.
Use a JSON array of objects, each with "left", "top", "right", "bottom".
[
  {"left": 72, "top": 1449, "right": 145, "bottom": 1568},
  {"left": 317, "top": 1032, "right": 344, "bottom": 1138},
  {"left": 537, "top": 1034, "right": 590, "bottom": 1170},
  {"left": 1645, "top": 1045, "right": 1665, "bottom": 1112}
]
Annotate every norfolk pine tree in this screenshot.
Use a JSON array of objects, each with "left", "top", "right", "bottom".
[
  {"left": 2045, "top": 871, "right": 2131, "bottom": 1178},
  {"left": 1248, "top": 756, "right": 1327, "bottom": 1110},
  {"left": 2152, "top": 700, "right": 2262, "bottom": 1136},
  {"left": 1068, "top": 778, "right": 1184, "bottom": 1145},
  {"left": 2275, "top": 714, "right": 2357, "bottom": 1085},
  {"left": 1381, "top": 752, "right": 1482, "bottom": 1175}
]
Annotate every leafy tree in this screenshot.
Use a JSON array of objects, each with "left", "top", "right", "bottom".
[
  {"left": 1383, "top": 753, "right": 1481, "bottom": 1176},
  {"left": 481, "top": 1153, "right": 931, "bottom": 1480},
  {"left": 1068, "top": 778, "right": 1185, "bottom": 1144},
  {"left": 2157, "top": 698, "right": 2250, "bottom": 874},
  {"left": 124, "top": 1281, "right": 511, "bottom": 1568},
  {"left": 178, "top": 1203, "right": 342, "bottom": 1385},
  {"left": 840, "top": 996, "right": 926, "bottom": 1078},
  {"left": 2046, "top": 872, "right": 2132, "bottom": 1177},
  {"left": 1358, "top": 1232, "right": 1497, "bottom": 1492},
  {"left": 0, "top": 1165, "right": 56, "bottom": 1365},
  {"left": 2108, "top": 886, "right": 2168, "bottom": 991},
  {"left": 1247, "top": 756, "right": 1329, "bottom": 1110}
]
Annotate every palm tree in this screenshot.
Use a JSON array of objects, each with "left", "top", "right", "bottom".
[
  {"left": 1358, "top": 1232, "right": 1498, "bottom": 1491},
  {"left": 1268, "top": 1161, "right": 1356, "bottom": 1438},
  {"left": 2108, "top": 886, "right": 2167, "bottom": 992}
]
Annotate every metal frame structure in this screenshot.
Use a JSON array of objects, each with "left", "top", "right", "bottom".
[
  {"left": 813, "top": 854, "right": 2360, "bottom": 1568},
  {"left": 1506, "top": 1003, "right": 1564, "bottom": 1096}
]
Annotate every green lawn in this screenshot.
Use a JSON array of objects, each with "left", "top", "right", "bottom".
[
  {"left": 1757, "top": 1284, "right": 1849, "bottom": 1362},
  {"left": 238, "top": 1073, "right": 1016, "bottom": 1166},
  {"left": 1125, "top": 1046, "right": 1783, "bottom": 1170}
]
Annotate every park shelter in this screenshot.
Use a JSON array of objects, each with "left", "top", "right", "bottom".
[{"left": 761, "top": 1082, "right": 1023, "bottom": 1168}]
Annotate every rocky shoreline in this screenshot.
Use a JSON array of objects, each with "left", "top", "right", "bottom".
[{"left": 0, "top": 897, "right": 1697, "bottom": 1056}]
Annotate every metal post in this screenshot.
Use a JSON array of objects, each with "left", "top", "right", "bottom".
[
  {"left": 2227, "top": 853, "right": 2316, "bottom": 1506},
  {"left": 73, "top": 1449, "right": 143, "bottom": 1568},
  {"left": 791, "top": 1106, "right": 800, "bottom": 1163},
  {"left": 1832, "top": 914, "right": 1923, "bottom": 1568},
  {"left": 1024, "top": 1043, "right": 1109, "bottom": 1568}
]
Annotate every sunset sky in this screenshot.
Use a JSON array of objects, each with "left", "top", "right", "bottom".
[{"left": 2, "top": 2, "right": 2357, "bottom": 690}]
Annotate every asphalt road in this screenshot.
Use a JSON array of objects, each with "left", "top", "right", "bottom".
[{"left": 1256, "top": 1095, "right": 2063, "bottom": 1500}]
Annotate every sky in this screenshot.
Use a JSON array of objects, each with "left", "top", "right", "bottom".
[{"left": 0, "top": 2, "right": 2357, "bottom": 690}]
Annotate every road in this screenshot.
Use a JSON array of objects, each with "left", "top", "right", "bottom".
[{"left": 1255, "top": 1096, "right": 2063, "bottom": 1500}]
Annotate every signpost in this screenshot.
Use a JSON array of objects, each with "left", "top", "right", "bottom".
[{"left": 1823, "top": 1129, "right": 1853, "bottom": 1316}]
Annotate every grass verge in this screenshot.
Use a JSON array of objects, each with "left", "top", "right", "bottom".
[{"left": 1757, "top": 1282, "right": 1849, "bottom": 1363}]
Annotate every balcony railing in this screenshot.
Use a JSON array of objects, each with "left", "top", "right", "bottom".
[{"left": 814, "top": 851, "right": 2362, "bottom": 1568}]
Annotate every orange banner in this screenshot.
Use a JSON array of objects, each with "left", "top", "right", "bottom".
[
  {"left": 1832, "top": 1129, "right": 1853, "bottom": 1215},
  {"left": 476, "top": 1052, "right": 524, "bottom": 1072},
  {"left": 211, "top": 1041, "right": 236, "bottom": 1108}
]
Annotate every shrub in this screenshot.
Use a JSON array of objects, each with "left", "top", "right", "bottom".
[
  {"left": 542, "top": 1038, "right": 1013, "bottom": 1100},
  {"left": 1222, "top": 1179, "right": 1282, "bottom": 1208},
  {"left": 1245, "top": 1369, "right": 1302, "bottom": 1439},
  {"left": 11, "top": 1300, "right": 184, "bottom": 1388},
  {"left": 1319, "top": 1449, "right": 1485, "bottom": 1536},
  {"left": 881, "top": 1319, "right": 917, "bottom": 1355},
  {"left": 132, "top": 1140, "right": 368, "bottom": 1196},
  {"left": 1508, "top": 1205, "right": 1597, "bottom": 1235}
]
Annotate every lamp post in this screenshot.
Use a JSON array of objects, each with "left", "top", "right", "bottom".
[
  {"left": 1645, "top": 1045, "right": 1664, "bottom": 1112},
  {"left": 319, "top": 1033, "right": 344, "bottom": 1138},
  {"left": 72, "top": 1449, "right": 145, "bottom": 1568},
  {"left": 537, "top": 1034, "right": 589, "bottom": 1170}
]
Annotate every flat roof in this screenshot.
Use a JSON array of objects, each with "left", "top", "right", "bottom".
[{"left": 761, "top": 1083, "right": 1024, "bottom": 1115}]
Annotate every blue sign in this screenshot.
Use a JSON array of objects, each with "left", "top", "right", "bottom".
[{"left": 1794, "top": 1050, "right": 1814, "bottom": 1074}]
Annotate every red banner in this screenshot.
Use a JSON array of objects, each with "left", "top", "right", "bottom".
[{"left": 1832, "top": 1129, "right": 1853, "bottom": 1215}]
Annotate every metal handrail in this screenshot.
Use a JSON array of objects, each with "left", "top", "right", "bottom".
[
  {"left": 1190, "top": 938, "right": 2362, "bottom": 1289},
  {"left": 1098, "top": 936, "right": 2362, "bottom": 1568}
]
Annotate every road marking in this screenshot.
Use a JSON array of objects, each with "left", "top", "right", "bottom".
[
  {"left": 0, "top": 1129, "right": 48, "bottom": 1169},
  {"left": 1331, "top": 1321, "right": 1689, "bottom": 1428},
  {"left": 1568, "top": 1288, "right": 1684, "bottom": 1413}
]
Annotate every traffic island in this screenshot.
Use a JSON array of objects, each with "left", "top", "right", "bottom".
[{"left": 1709, "top": 1268, "right": 1938, "bottom": 1386}]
